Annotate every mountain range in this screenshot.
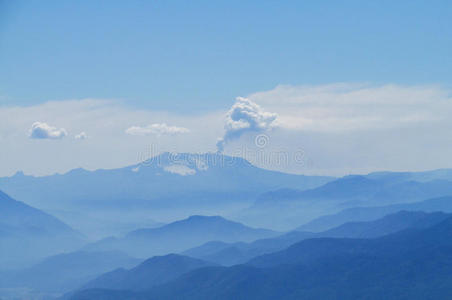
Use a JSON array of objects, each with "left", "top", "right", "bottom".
[
  {"left": 0, "top": 153, "right": 333, "bottom": 238},
  {"left": 0, "top": 251, "right": 140, "bottom": 294},
  {"left": 79, "top": 254, "right": 215, "bottom": 293},
  {"left": 70, "top": 215, "right": 452, "bottom": 300},
  {"left": 4, "top": 154, "right": 452, "bottom": 299},
  {"left": 183, "top": 210, "right": 450, "bottom": 266},
  {"left": 241, "top": 174, "right": 452, "bottom": 230},
  {"left": 83, "top": 215, "right": 279, "bottom": 258},
  {"left": 298, "top": 195, "right": 452, "bottom": 232},
  {"left": 3, "top": 153, "right": 452, "bottom": 237}
]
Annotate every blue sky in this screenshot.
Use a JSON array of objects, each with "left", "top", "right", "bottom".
[
  {"left": 1, "top": 0, "right": 451, "bottom": 111},
  {"left": 1, "top": 1, "right": 452, "bottom": 176}
]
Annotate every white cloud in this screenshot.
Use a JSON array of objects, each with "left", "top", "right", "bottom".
[
  {"left": 249, "top": 83, "right": 451, "bottom": 132},
  {"left": 29, "top": 122, "right": 67, "bottom": 139},
  {"left": 217, "top": 97, "right": 278, "bottom": 151},
  {"left": 2, "top": 83, "right": 452, "bottom": 177},
  {"left": 0, "top": 99, "right": 221, "bottom": 177},
  {"left": 75, "top": 132, "right": 88, "bottom": 140},
  {"left": 126, "top": 123, "right": 190, "bottom": 136},
  {"left": 163, "top": 164, "right": 196, "bottom": 176}
]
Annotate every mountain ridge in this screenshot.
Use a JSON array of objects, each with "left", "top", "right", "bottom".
[
  {"left": 183, "top": 210, "right": 450, "bottom": 266},
  {"left": 84, "top": 215, "right": 279, "bottom": 258},
  {"left": 70, "top": 215, "right": 452, "bottom": 300},
  {"left": 0, "top": 190, "right": 85, "bottom": 269},
  {"left": 78, "top": 254, "right": 216, "bottom": 292},
  {"left": 0, "top": 152, "right": 333, "bottom": 238},
  {"left": 298, "top": 195, "right": 452, "bottom": 232}
]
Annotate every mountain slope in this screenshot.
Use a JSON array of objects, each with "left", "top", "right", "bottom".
[
  {"left": 184, "top": 211, "right": 449, "bottom": 266},
  {"left": 243, "top": 176, "right": 452, "bottom": 230},
  {"left": 366, "top": 168, "right": 452, "bottom": 183},
  {"left": 84, "top": 215, "right": 279, "bottom": 258},
  {"left": 71, "top": 217, "right": 452, "bottom": 300},
  {"left": 80, "top": 254, "right": 215, "bottom": 292},
  {"left": 255, "top": 175, "right": 452, "bottom": 206},
  {"left": 0, "top": 153, "right": 333, "bottom": 238},
  {"left": 298, "top": 195, "right": 452, "bottom": 232},
  {"left": 0, "top": 251, "right": 140, "bottom": 294},
  {"left": 321, "top": 210, "right": 450, "bottom": 238},
  {"left": 0, "top": 190, "right": 85, "bottom": 269},
  {"left": 248, "top": 216, "right": 452, "bottom": 268},
  {"left": 0, "top": 190, "right": 78, "bottom": 237},
  {"left": 182, "top": 231, "right": 315, "bottom": 266}
]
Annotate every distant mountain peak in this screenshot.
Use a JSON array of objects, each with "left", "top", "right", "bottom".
[
  {"left": 83, "top": 214, "right": 279, "bottom": 258},
  {"left": 128, "top": 152, "right": 257, "bottom": 177},
  {"left": 183, "top": 215, "right": 231, "bottom": 224},
  {"left": 0, "top": 154, "right": 333, "bottom": 238},
  {"left": 139, "top": 152, "right": 252, "bottom": 170},
  {"left": 166, "top": 215, "right": 237, "bottom": 228},
  {"left": 12, "top": 170, "right": 26, "bottom": 177}
]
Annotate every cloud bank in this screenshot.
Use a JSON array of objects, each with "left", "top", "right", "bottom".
[
  {"left": 2, "top": 83, "right": 452, "bottom": 177},
  {"left": 249, "top": 83, "right": 450, "bottom": 132},
  {"left": 29, "top": 122, "right": 67, "bottom": 139},
  {"left": 126, "top": 123, "right": 190, "bottom": 137},
  {"left": 216, "top": 97, "right": 278, "bottom": 152}
]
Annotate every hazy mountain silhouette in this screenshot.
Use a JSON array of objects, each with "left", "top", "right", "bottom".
[
  {"left": 366, "top": 168, "right": 452, "bottom": 183},
  {"left": 84, "top": 215, "right": 278, "bottom": 258},
  {"left": 70, "top": 216, "right": 452, "bottom": 300},
  {"left": 242, "top": 175, "right": 452, "bottom": 230},
  {"left": 0, "top": 153, "right": 333, "bottom": 238},
  {"left": 255, "top": 176, "right": 452, "bottom": 206},
  {"left": 79, "top": 254, "right": 215, "bottom": 292},
  {"left": 184, "top": 211, "right": 449, "bottom": 266},
  {"left": 0, "top": 190, "right": 79, "bottom": 238},
  {"left": 0, "top": 251, "right": 140, "bottom": 294},
  {"left": 247, "top": 216, "right": 452, "bottom": 268},
  {"left": 0, "top": 190, "right": 85, "bottom": 269},
  {"left": 298, "top": 195, "right": 452, "bottom": 232}
]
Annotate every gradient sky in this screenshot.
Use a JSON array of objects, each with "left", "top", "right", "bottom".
[
  {"left": 2, "top": 0, "right": 452, "bottom": 109},
  {"left": 1, "top": 0, "right": 452, "bottom": 176}
]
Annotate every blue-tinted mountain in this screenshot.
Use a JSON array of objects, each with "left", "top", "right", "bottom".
[
  {"left": 71, "top": 216, "right": 452, "bottom": 300},
  {"left": 0, "top": 190, "right": 78, "bottom": 237},
  {"left": 256, "top": 176, "right": 452, "bottom": 207},
  {"left": 184, "top": 211, "right": 449, "bottom": 265},
  {"left": 84, "top": 215, "right": 279, "bottom": 258},
  {"left": 0, "top": 190, "right": 85, "bottom": 269},
  {"left": 79, "top": 254, "right": 215, "bottom": 293},
  {"left": 298, "top": 195, "right": 452, "bottom": 232},
  {"left": 242, "top": 175, "right": 452, "bottom": 230},
  {"left": 182, "top": 231, "right": 314, "bottom": 266},
  {"left": 0, "top": 153, "right": 333, "bottom": 238},
  {"left": 366, "top": 168, "right": 452, "bottom": 183},
  {"left": 321, "top": 210, "right": 449, "bottom": 238},
  {"left": 248, "top": 216, "right": 452, "bottom": 268},
  {"left": 0, "top": 251, "right": 140, "bottom": 294}
]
